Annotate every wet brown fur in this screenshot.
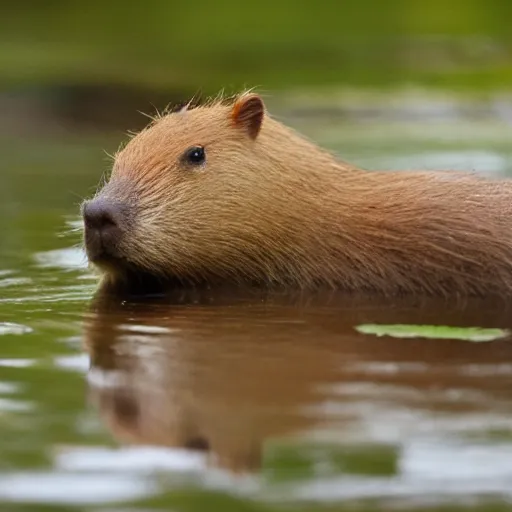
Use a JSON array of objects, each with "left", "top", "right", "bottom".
[{"left": 86, "top": 91, "right": 512, "bottom": 297}]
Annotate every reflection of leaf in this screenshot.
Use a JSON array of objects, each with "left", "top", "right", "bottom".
[
  {"left": 264, "top": 441, "right": 399, "bottom": 484},
  {"left": 462, "top": 427, "right": 512, "bottom": 443},
  {"left": 264, "top": 444, "right": 315, "bottom": 483},
  {"left": 355, "top": 324, "right": 509, "bottom": 342},
  {"left": 329, "top": 443, "right": 398, "bottom": 477}
]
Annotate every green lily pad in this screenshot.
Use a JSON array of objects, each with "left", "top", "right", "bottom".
[{"left": 355, "top": 324, "right": 510, "bottom": 342}]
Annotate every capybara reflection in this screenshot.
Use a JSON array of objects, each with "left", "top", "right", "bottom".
[{"left": 83, "top": 292, "right": 512, "bottom": 473}]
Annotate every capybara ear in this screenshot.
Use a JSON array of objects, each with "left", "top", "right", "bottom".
[{"left": 231, "top": 93, "right": 265, "bottom": 140}]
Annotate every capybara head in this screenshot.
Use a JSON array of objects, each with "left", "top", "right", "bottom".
[{"left": 82, "top": 92, "right": 339, "bottom": 289}]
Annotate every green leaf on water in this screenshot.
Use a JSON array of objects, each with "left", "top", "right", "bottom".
[{"left": 355, "top": 324, "right": 510, "bottom": 342}]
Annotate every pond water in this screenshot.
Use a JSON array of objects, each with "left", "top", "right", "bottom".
[{"left": 2, "top": 103, "right": 512, "bottom": 511}]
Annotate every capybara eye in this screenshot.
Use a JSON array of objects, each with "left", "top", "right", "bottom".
[{"left": 183, "top": 146, "right": 205, "bottom": 166}]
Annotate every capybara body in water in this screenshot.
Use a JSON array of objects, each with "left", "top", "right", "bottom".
[{"left": 82, "top": 91, "right": 512, "bottom": 297}]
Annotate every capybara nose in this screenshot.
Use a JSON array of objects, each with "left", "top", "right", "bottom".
[
  {"left": 83, "top": 198, "right": 120, "bottom": 231},
  {"left": 82, "top": 198, "right": 124, "bottom": 261}
]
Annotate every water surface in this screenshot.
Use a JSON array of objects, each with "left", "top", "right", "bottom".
[{"left": 1, "top": 108, "right": 512, "bottom": 511}]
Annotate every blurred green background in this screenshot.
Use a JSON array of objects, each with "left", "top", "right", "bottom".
[
  {"left": 4, "top": 0, "right": 512, "bottom": 89},
  {"left": 2, "top": 0, "right": 512, "bottom": 133}
]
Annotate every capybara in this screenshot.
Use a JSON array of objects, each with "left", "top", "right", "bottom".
[{"left": 82, "top": 91, "right": 512, "bottom": 296}]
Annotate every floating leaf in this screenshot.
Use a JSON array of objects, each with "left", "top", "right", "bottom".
[{"left": 355, "top": 324, "right": 509, "bottom": 342}]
